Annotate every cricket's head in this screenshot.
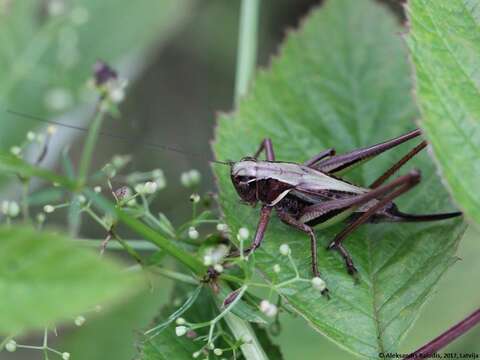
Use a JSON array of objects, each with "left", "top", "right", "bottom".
[{"left": 230, "top": 158, "right": 259, "bottom": 205}]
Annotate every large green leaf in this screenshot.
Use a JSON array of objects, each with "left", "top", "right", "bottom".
[
  {"left": 406, "top": 0, "right": 480, "bottom": 227},
  {"left": 0, "top": 226, "right": 141, "bottom": 334},
  {"left": 213, "top": 0, "right": 465, "bottom": 358}
]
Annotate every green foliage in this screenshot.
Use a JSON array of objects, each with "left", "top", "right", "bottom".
[
  {"left": 213, "top": 0, "right": 465, "bottom": 358},
  {"left": 0, "top": 0, "right": 192, "bottom": 149},
  {"left": 406, "top": 0, "right": 480, "bottom": 227},
  {"left": 0, "top": 226, "right": 141, "bottom": 335}
]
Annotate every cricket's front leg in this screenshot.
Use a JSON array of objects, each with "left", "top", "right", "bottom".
[
  {"left": 231, "top": 205, "right": 272, "bottom": 257},
  {"left": 276, "top": 210, "right": 322, "bottom": 279}
]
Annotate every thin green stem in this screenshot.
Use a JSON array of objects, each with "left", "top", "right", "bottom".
[
  {"left": 78, "top": 104, "right": 106, "bottom": 185},
  {"left": 234, "top": 0, "right": 260, "bottom": 105},
  {"left": 21, "top": 180, "right": 30, "bottom": 223},
  {"left": 77, "top": 239, "right": 159, "bottom": 251}
]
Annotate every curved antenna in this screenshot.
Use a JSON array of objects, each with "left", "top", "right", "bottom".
[{"left": 6, "top": 108, "right": 232, "bottom": 165}]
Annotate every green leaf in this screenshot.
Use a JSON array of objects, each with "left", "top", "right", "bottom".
[
  {"left": 0, "top": 226, "right": 141, "bottom": 335},
  {"left": 406, "top": 0, "right": 480, "bottom": 227},
  {"left": 213, "top": 0, "right": 465, "bottom": 358}
]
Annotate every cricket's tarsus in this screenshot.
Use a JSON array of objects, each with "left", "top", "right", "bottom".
[{"left": 229, "top": 129, "right": 462, "bottom": 293}]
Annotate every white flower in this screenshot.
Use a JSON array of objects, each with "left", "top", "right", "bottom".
[
  {"left": 134, "top": 183, "right": 145, "bottom": 194},
  {"left": 36, "top": 213, "right": 46, "bottom": 223},
  {"left": 213, "top": 348, "right": 223, "bottom": 356},
  {"left": 175, "top": 317, "right": 186, "bottom": 325},
  {"left": 259, "top": 300, "right": 278, "bottom": 317},
  {"left": 10, "top": 146, "right": 21, "bottom": 156},
  {"left": 273, "top": 264, "right": 281, "bottom": 274},
  {"left": 190, "top": 193, "right": 200, "bottom": 203},
  {"left": 192, "top": 351, "right": 201, "bottom": 358},
  {"left": 241, "top": 334, "right": 252, "bottom": 344},
  {"left": 5, "top": 339, "right": 16, "bottom": 352},
  {"left": 213, "top": 264, "right": 224, "bottom": 273},
  {"left": 279, "top": 244, "right": 291, "bottom": 256},
  {"left": 175, "top": 326, "right": 188, "bottom": 337},
  {"left": 26, "top": 131, "right": 36, "bottom": 141},
  {"left": 77, "top": 194, "right": 86, "bottom": 205},
  {"left": 311, "top": 277, "right": 326, "bottom": 292},
  {"left": 203, "top": 244, "right": 229, "bottom": 266},
  {"left": 188, "top": 227, "right": 199, "bottom": 240},
  {"left": 62, "top": 352, "right": 71, "bottom": 360},
  {"left": 1, "top": 201, "right": 9, "bottom": 214},
  {"left": 237, "top": 227, "right": 249, "bottom": 242},
  {"left": 74, "top": 315, "right": 86, "bottom": 326},
  {"left": 44, "top": 205, "right": 55, "bottom": 213},
  {"left": 180, "top": 169, "right": 201, "bottom": 187},
  {"left": 144, "top": 181, "right": 158, "bottom": 194},
  {"left": 203, "top": 255, "right": 213, "bottom": 266},
  {"left": 216, "top": 223, "right": 228, "bottom": 232},
  {"left": 7, "top": 201, "right": 20, "bottom": 217},
  {"left": 155, "top": 176, "right": 166, "bottom": 190},
  {"left": 94, "top": 186, "right": 102, "bottom": 193}
]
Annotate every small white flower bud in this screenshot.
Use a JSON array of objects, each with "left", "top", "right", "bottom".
[
  {"left": 10, "top": 146, "right": 21, "bottom": 156},
  {"left": 203, "top": 255, "right": 213, "bottom": 266},
  {"left": 77, "top": 195, "right": 86, "bottom": 205},
  {"left": 37, "top": 213, "right": 46, "bottom": 223},
  {"left": 190, "top": 193, "right": 200, "bottom": 203},
  {"left": 213, "top": 348, "right": 223, "bottom": 356},
  {"left": 5, "top": 339, "right": 16, "bottom": 352},
  {"left": 237, "top": 227, "right": 249, "bottom": 241},
  {"left": 1, "top": 201, "right": 9, "bottom": 215},
  {"left": 273, "top": 264, "right": 281, "bottom": 273},
  {"left": 62, "top": 352, "right": 70, "bottom": 360},
  {"left": 134, "top": 183, "right": 145, "bottom": 194},
  {"left": 188, "top": 227, "right": 199, "bottom": 240},
  {"left": 94, "top": 186, "right": 102, "bottom": 193},
  {"left": 213, "top": 264, "right": 224, "bottom": 273},
  {"left": 180, "top": 169, "right": 201, "bottom": 187},
  {"left": 175, "top": 326, "right": 188, "bottom": 337},
  {"left": 279, "top": 244, "right": 291, "bottom": 256},
  {"left": 259, "top": 300, "right": 278, "bottom": 317},
  {"left": 175, "top": 317, "right": 186, "bottom": 325},
  {"left": 44, "top": 204, "right": 55, "bottom": 213},
  {"left": 7, "top": 201, "right": 20, "bottom": 217},
  {"left": 144, "top": 181, "right": 158, "bottom": 194},
  {"left": 311, "top": 277, "right": 326, "bottom": 292},
  {"left": 216, "top": 223, "right": 228, "bottom": 232},
  {"left": 192, "top": 351, "right": 201, "bottom": 359},
  {"left": 27, "top": 131, "right": 36, "bottom": 141},
  {"left": 74, "top": 315, "right": 86, "bottom": 326},
  {"left": 207, "top": 342, "right": 215, "bottom": 350}
]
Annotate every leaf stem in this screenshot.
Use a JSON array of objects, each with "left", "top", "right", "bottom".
[
  {"left": 234, "top": 0, "right": 260, "bottom": 105},
  {"left": 404, "top": 308, "right": 480, "bottom": 359},
  {"left": 78, "top": 103, "right": 106, "bottom": 185}
]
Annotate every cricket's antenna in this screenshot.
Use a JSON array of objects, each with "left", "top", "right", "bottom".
[
  {"left": 210, "top": 160, "right": 234, "bottom": 166},
  {"left": 6, "top": 108, "right": 202, "bottom": 159}
]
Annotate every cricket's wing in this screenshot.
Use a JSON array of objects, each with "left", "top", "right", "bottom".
[
  {"left": 240, "top": 160, "right": 368, "bottom": 194},
  {"left": 314, "top": 129, "right": 421, "bottom": 174}
]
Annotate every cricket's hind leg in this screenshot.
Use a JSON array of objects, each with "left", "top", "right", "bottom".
[
  {"left": 384, "top": 205, "right": 462, "bottom": 222},
  {"left": 327, "top": 170, "right": 422, "bottom": 275}
]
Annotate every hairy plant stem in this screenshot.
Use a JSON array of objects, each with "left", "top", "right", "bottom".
[
  {"left": 234, "top": 0, "right": 260, "bottom": 106},
  {"left": 404, "top": 308, "right": 480, "bottom": 359}
]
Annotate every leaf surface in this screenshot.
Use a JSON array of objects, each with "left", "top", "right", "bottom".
[
  {"left": 0, "top": 226, "right": 140, "bottom": 334},
  {"left": 406, "top": 0, "right": 480, "bottom": 227},
  {"left": 213, "top": 0, "right": 465, "bottom": 357}
]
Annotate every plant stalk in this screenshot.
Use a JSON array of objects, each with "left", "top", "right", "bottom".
[
  {"left": 234, "top": 0, "right": 260, "bottom": 106},
  {"left": 404, "top": 308, "right": 480, "bottom": 359}
]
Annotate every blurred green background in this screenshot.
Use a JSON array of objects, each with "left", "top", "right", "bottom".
[{"left": 1, "top": 1, "right": 478, "bottom": 359}]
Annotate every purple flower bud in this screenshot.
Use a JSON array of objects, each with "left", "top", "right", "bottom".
[
  {"left": 93, "top": 60, "right": 117, "bottom": 86},
  {"left": 222, "top": 288, "right": 240, "bottom": 308}
]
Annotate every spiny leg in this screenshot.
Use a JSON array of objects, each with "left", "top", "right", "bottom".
[
  {"left": 328, "top": 170, "right": 421, "bottom": 274},
  {"left": 370, "top": 140, "right": 427, "bottom": 188},
  {"left": 277, "top": 210, "right": 321, "bottom": 278},
  {"left": 254, "top": 138, "right": 275, "bottom": 161},
  {"left": 304, "top": 148, "right": 336, "bottom": 167}
]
